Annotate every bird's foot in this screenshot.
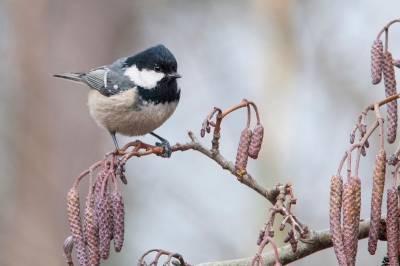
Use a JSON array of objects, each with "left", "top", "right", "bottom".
[
  {"left": 116, "top": 157, "right": 126, "bottom": 173},
  {"left": 155, "top": 139, "right": 172, "bottom": 158}
]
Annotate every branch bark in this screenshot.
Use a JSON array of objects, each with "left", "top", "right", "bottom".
[
  {"left": 196, "top": 217, "right": 378, "bottom": 266},
  {"left": 185, "top": 131, "right": 282, "bottom": 204}
]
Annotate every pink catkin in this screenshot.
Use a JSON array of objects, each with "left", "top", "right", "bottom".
[
  {"left": 248, "top": 124, "right": 264, "bottom": 159},
  {"left": 85, "top": 205, "right": 100, "bottom": 266},
  {"left": 329, "top": 175, "right": 347, "bottom": 266},
  {"left": 342, "top": 181, "right": 357, "bottom": 266},
  {"left": 371, "top": 39, "right": 384, "bottom": 85},
  {"left": 368, "top": 150, "right": 386, "bottom": 255},
  {"left": 383, "top": 51, "right": 398, "bottom": 144},
  {"left": 67, "top": 189, "right": 89, "bottom": 266},
  {"left": 350, "top": 176, "right": 361, "bottom": 265},
  {"left": 94, "top": 170, "right": 107, "bottom": 230},
  {"left": 93, "top": 171, "right": 111, "bottom": 259},
  {"left": 235, "top": 128, "right": 252, "bottom": 175},
  {"left": 97, "top": 194, "right": 111, "bottom": 259},
  {"left": 112, "top": 190, "right": 125, "bottom": 252},
  {"left": 386, "top": 189, "right": 399, "bottom": 266}
]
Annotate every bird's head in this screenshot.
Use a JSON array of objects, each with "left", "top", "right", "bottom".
[{"left": 123, "top": 44, "right": 181, "bottom": 89}]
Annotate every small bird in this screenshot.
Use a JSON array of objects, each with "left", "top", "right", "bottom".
[{"left": 54, "top": 44, "right": 181, "bottom": 157}]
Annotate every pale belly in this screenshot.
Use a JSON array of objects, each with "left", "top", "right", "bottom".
[{"left": 87, "top": 90, "right": 178, "bottom": 136}]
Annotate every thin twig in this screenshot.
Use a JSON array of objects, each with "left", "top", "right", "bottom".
[{"left": 376, "top": 19, "right": 400, "bottom": 40}]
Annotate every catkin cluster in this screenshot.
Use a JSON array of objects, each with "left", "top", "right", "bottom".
[
  {"left": 329, "top": 175, "right": 347, "bottom": 266},
  {"left": 370, "top": 36, "right": 399, "bottom": 144},
  {"left": 329, "top": 175, "right": 362, "bottom": 266},
  {"left": 66, "top": 170, "right": 125, "bottom": 266},
  {"left": 235, "top": 124, "right": 264, "bottom": 178}
]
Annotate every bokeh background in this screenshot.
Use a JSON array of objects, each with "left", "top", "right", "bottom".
[{"left": 0, "top": 0, "right": 400, "bottom": 265}]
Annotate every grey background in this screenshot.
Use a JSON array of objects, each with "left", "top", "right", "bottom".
[{"left": 0, "top": 1, "right": 398, "bottom": 265}]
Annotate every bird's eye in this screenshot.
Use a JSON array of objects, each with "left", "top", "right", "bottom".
[{"left": 154, "top": 66, "right": 161, "bottom": 72}]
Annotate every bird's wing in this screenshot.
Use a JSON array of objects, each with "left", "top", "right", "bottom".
[
  {"left": 82, "top": 67, "right": 134, "bottom": 97},
  {"left": 79, "top": 68, "right": 112, "bottom": 96}
]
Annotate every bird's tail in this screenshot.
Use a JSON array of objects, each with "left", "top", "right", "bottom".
[{"left": 53, "top": 73, "right": 84, "bottom": 83}]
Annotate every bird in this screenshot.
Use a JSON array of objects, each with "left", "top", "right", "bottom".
[{"left": 53, "top": 44, "right": 181, "bottom": 158}]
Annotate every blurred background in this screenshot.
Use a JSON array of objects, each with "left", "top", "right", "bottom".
[{"left": 0, "top": 0, "right": 400, "bottom": 265}]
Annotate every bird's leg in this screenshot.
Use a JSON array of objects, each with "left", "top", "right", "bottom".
[
  {"left": 110, "top": 132, "right": 120, "bottom": 151},
  {"left": 110, "top": 132, "right": 125, "bottom": 172},
  {"left": 150, "top": 132, "right": 172, "bottom": 158}
]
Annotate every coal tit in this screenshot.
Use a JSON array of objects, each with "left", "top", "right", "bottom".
[{"left": 54, "top": 44, "right": 181, "bottom": 157}]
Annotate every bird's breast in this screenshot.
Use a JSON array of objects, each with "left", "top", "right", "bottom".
[{"left": 87, "top": 89, "right": 179, "bottom": 136}]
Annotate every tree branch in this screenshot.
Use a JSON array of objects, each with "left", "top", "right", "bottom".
[
  {"left": 195, "top": 216, "right": 379, "bottom": 266},
  {"left": 185, "top": 131, "right": 282, "bottom": 204}
]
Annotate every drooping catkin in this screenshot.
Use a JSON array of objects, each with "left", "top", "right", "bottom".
[
  {"left": 112, "top": 190, "right": 125, "bottom": 252},
  {"left": 85, "top": 205, "right": 100, "bottom": 266},
  {"left": 368, "top": 150, "right": 386, "bottom": 255},
  {"left": 94, "top": 170, "right": 107, "bottom": 230},
  {"left": 97, "top": 194, "right": 111, "bottom": 259},
  {"left": 235, "top": 128, "right": 252, "bottom": 176},
  {"left": 107, "top": 189, "right": 114, "bottom": 240},
  {"left": 342, "top": 181, "right": 357, "bottom": 266},
  {"left": 383, "top": 51, "right": 398, "bottom": 144},
  {"left": 350, "top": 176, "right": 361, "bottom": 264},
  {"left": 329, "top": 175, "right": 347, "bottom": 266},
  {"left": 248, "top": 124, "right": 264, "bottom": 159},
  {"left": 371, "top": 39, "right": 384, "bottom": 85},
  {"left": 93, "top": 171, "right": 111, "bottom": 259},
  {"left": 386, "top": 188, "right": 399, "bottom": 266},
  {"left": 67, "top": 189, "right": 89, "bottom": 266}
]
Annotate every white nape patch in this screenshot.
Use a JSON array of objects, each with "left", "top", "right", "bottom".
[
  {"left": 124, "top": 65, "right": 165, "bottom": 89},
  {"left": 113, "top": 85, "right": 118, "bottom": 89}
]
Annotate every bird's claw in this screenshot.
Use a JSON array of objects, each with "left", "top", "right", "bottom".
[
  {"left": 116, "top": 157, "right": 126, "bottom": 173},
  {"left": 156, "top": 140, "right": 172, "bottom": 158}
]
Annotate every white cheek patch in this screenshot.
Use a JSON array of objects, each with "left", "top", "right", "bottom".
[{"left": 124, "top": 65, "right": 165, "bottom": 89}]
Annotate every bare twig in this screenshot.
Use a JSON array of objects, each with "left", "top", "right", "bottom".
[
  {"left": 195, "top": 216, "right": 385, "bottom": 266},
  {"left": 139, "top": 249, "right": 188, "bottom": 266},
  {"left": 376, "top": 19, "right": 400, "bottom": 40},
  {"left": 338, "top": 94, "right": 397, "bottom": 177}
]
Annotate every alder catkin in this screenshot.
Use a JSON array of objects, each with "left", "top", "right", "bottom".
[
  {"left": 386, "top": 188, "right": 399, "bottom": 266},
  {"left": 107, "top": 190, "right": 114, "bottom": 240},
  {"left": 93, "top": 171, "right": 111, "bottom": 259},
  {"left": 97, "top": 195, "right": 111, "bottom": 259},
  {"left": 85, "top": 205, "right": 100, "bottom": 266},
  {"left": 350, "top": 176, "right": 361, "bottom": 264},
  {"left": 383, "top": 51, "right": 398, "bottom": 144},
  {"left": 67, "top": 189, "right": 89, "bottom": 266},
  {"left": 371, "top": 39, "right": 384, "bottom": 85},
  {"left": 235, "top": 128, "right": 252, "bottom": 176},
  {"left": 112, "top": 190, "right": 125, "bottom": 252},
  {"left": 94, "top": 171, "right": 107, "bottom": 230},
  {"left": 368, "top": 150, "right": 386, "bottom": 255},
  {"left": 342, "top": 181, "right": 357, "bottom": 266},
  {"left": 248, "top": 124, "right": 264, "bottom": 159},
  {"left": 329, "top": 175, "right": 347, "bottom": 266}
]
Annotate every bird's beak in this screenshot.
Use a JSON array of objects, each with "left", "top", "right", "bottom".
[{"left": 167, "top": 72, "right": 182, "bottom": 79}]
